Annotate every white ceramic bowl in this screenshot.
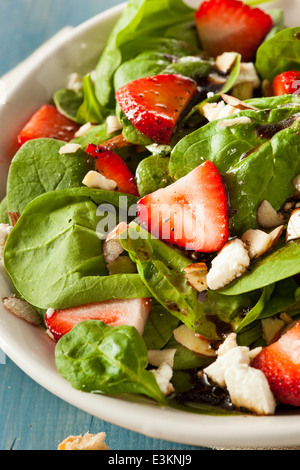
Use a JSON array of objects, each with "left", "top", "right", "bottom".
[{"left": 1, "top": 0, "right": 300, "bottom": 450}]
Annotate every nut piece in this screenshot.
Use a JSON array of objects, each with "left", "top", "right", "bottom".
[
  {"left": 2, "top": 296, "right": 42, "bottom": 326},
  {"left": 58, "top": 432, "right": 109, "bottom": 451},
  {"left": 74, "top": 122, "right": 96, "bottom": 138},
  {"left": 219, "top": 93, "right": 259, "bottom": 111},
  {"left": 257, "top": 200, "right": 285, "bottom": 229},
  {"left": 106, "top": 115, "right": 123, "bottom": 135},
  {"left": 219, "top": 116, "right": 252, "bottom": 128},
  {"left": 184, "top": 262, "right": 208, "bottom": 292},
  {"left": 216, "top": 52, "right": 239, "bottom": 74},
  {"left": 241, "top": 226, "right": 283, "bottom": 260},
  {"left": 286, "top": 209, "right": 300, "bottom": 242},
  {"left": 82, "top": 171, "right": 117, "bottom": 191},
  {"left": 173, "top": 325, "right": 216, "bottom": 357}
]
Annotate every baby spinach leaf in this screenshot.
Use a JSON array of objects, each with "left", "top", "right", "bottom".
[
  {"left": 4, "top": 188, "right": 150, "bottom": 310},
  {"left": 95, "top": 0, "right": 196, "bottom": 109},
  {"left": 136, "top": 155, "right": 173, "bottom": 197},
  {"left": 220, "top": 241, "right": 300, "bottom": 296},
  {"left": 6, "top": 138, "right": 95, "bottom": 214},
  {"left": 71, "top": 122, "right": 119, "bottom": 148},
  {"left": 163, "top": 56, "right": 213, "bottom": 81},
  {"left": 55, "top": 320, "right": 167, "bottom": 405},
  {"left": 235, "top": 284, "right": 275, "bottom": 333},
  {"left": 256, "top": 27, "right": 300, "bottom": 82}
]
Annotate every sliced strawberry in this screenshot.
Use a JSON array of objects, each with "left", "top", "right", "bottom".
[
  {"left": 18, "top": 104, "right": 80, "bottom": 147},
  {"left": 253, "top": 320, "right": 300, "bottom": 407},
  {"left": 115, "top": 74, "right": 198, "bottom": 145},
  {"left": 195, "top": 0, "right": 273, "bottom": 62},
  {"left": 85, "top": 144, "right": 139, "bottom": 196},
  {"left": 137, "top": 161, "right": 229, "bottom": 253},
  {"left": 45, "top": 298, "right": 152, "bottom": 341},
  {"left": 273, "top": 71, "right": 300, "bottom": 96}
]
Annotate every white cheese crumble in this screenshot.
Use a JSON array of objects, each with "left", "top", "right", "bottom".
[
  {"left": 151, "top": 362, "right": 175, "bottom": 397},
  {"left": 206, "top": 239, "right": 250, "bottom": 290}
]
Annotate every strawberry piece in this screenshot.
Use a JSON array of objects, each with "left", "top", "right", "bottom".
[
  {"left": 195, "top": 0, "right": 273, "bottom": 62},
  {"left": 45, "top": 298, "right": 152, "bottom": 341},
  {"left": 18, "top": 104, "right": 80, "bottom": 147},
  {"left": 85, "top": 144, "right": 139, "bottom": 196},
  {"left": 273, "top": 71, "right": 300, "bottom": 96},
  {"left": 253, "top": 320, "right": 300, "bottom": 407},
  {"left": 137, "top": 161, "right": 229, "bottom": 253},
  {"left": 115, "top": 74, "right": 198, "bottom": 145}
]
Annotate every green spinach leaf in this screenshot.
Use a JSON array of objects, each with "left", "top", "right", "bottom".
[
  {"left": 136, "top": 155, "right": 173, "bottom": 197},
  {"left": 4, "top": 188, "right": 150, "bottom": 310},
  {"left": 6, "top": 138, "right": 95, "bottom": 214},
  {"left": 0, "top": 197, "right": 9, "bottom": 224},
  {"left": 55, "top": 320, "right": 167, "bottom": 404},
  {"left": 256, "top": 27, "right": 300, "bottom": 82}
]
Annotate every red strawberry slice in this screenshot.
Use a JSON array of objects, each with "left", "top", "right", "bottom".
[
  {"left": 195, "top": 0, "right": 273, "bottom": 62},
  {"left": 273, "top": 71, "right": 300, "bottom": 96},
  {"left": 253, "top": 320, "right": 300, "bottom": 407},
  {"left": 85, "top": 144, "right": 139, "bottom": 196},
  {"left": 18, "top": 104, "right": 80, "bottom": 147},
  {"left": 45, "top": 298, "right": 152, "bottom": 341},
  {"left": 137, "top": 160, "right": 229, "bottom": 253},
  {"left": 115, "top": 74, "right": 198, "bottom": 145}
]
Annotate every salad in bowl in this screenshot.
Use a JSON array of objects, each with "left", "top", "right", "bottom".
[{"left": 1, "top": 0, "right": 300, "bottom": 420}]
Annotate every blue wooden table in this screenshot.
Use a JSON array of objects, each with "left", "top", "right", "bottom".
[{"left": 0, "top": 0, "right": 207, "bottom": 451}]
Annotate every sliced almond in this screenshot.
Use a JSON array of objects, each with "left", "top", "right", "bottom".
[
  {"left": 82, "top": 171, "right": 117, "bottom": 191},
  {"left": 2, "top": 296, "right": 42, "bottom": 326},
  {"left": 219, "top": 93, "right": 259, "bottom": 111},
  {"left": 147, "top": 349, "right": 177, "bottom": 368},
  {"left": 103, "top": 222, "right": 128, "bottom": 264},
  {"left": 59, "top": 143, "right": 82, "bottom": 155},
  {"left": 106, "top": 115, "right": 123, "bottom": 135},
  {"left": 269, "top": 225, "right": 284, "bottom": 244},
  {"left": 208, "top": 73, "right": 227, "bottom": 86},
  {"left": 257, "top": 200, "right": 285, "bottom": 229},
  {"left": 184, "top": 262, "right": 208, "bottom": 292},
  {"left": 173, "top": 325, "right": 216, "bottom": 357},
  {"left": 293, "top": 175, "right": 300, "bottom": 192},
  {"left": 74, "top": 122, "right": 95, "bottom": 138},
  {"left": 286, "top": 209, "right": 300, "bottom": 242},
  {"left": 215, "top": 52, "right": 239, "bottom": 74},
  {"left": 262, "top": 317, "right": 285, "bottom": 345}
]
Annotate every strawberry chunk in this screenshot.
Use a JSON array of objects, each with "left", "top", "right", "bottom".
[
  {"left": 45, "top": 298, "right": 152, "bottom": 341},
  {"left": 115, "top": 74, "right": 198, "bottom": 145},
  {"left": 195, "top": 0, "right": 273, "bottom": 62},
  {"left": 253, "top": 320, "right": 300, "bottom": 407},
  {"left": 18, "top": 104, "right": 80, "bottom": 147},
  {"left": 273, "top": 71, "right": 300, "bottom": 96},
  {"left": 137, "top": 161, "right": 229, "bottom": 253},
  {"left": 85, "top": 144, "right": 139, "bottom": 196}
]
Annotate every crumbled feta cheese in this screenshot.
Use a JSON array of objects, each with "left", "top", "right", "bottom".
[
  {"left": 206, "top": 239, "right": 250, "bottom": 291},
  {"left": 204, "top": 344, "right": 253, "bottom": 388},
  {"left": 224, "top": 364, "right": 276, "bottom": 415},
  {"left": 204, "top": 336, "right": 275, "bottom": 415},
  {"left": 151, "top": 362, "right": 175, "bottom": 396},
  {"left": 59, "top": 143, "right": 82, "bottom": 155},
  {"left": 147, "top": 349, "right": 176, "bottom": 368},
  {"left": 219, "top": 116, "right": 252, "bottom": 128},
  {"left": 201, "top": 101, "right": 236, "bottom": 122},
  {"left": 82, "top": 171, "right": 117, "bottom": 191}
]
